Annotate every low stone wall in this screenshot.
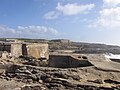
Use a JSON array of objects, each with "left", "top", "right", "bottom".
[
  {"left": 49, "top": 54, "right": 93, "bottom": 68},
  {"left": 69, "top": 56, "right": 93, "bottom": 67},
  {"left": 49, "top": 55, "right": 69, "bottom": 68}
]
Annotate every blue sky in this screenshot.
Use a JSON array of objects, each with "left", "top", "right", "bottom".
[{"left": 0, "top": 0, "right": 120, "bottom": 45}]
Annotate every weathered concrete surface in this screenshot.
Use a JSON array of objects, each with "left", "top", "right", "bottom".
[
  {"left": 49, "top": 54, "right": 120, "bottom": 71},
  {"left": 26, "top": 43, "right": 49, "bottom": 59},
  {"left": 11, "top": 43, "right": 22, "bottom": 57},
  {"left": 10, "top": 43, "right": 49, "bottom": 59},
  {"left": 49, "top": 54, "right": 92, "bottom": 68},
  {"left": 88, "top": 54, "right": 120, "bottom": 72}
]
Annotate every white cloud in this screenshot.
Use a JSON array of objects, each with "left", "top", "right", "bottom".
[
  {"left": 89, "top": 0, "right": 120, "bottom": 30},
  {"left": 0, "top": 25, "right": 58, "bottom": 38},
  {"left": 56, "top": 3, "right": 95, "bottom": 15},
  {"left": 44, "top": 11, "right": 60, "bottom": 19},
  {"left": 44, "top": 2, "right": 95, "bottom": 19},
  {"left": 103, "top": 0, "right": 120, "bottom": 8}
]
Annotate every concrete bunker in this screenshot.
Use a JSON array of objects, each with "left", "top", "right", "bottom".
[
  {"left": 0, "top": 43, "right": 11, "bottom": 57},
  {"left": 0, "top": 42, "right": 49, "bottom": 59},
  {"left": 49, "top": 54, "right": 93, "bottom": 68},
  {"left": 11, "top": 43, "right": 49, "bottom": 59}
]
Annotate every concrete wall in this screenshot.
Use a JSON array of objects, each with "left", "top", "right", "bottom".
[
  {"left": 69, "top": 56, "right": 92, "bottom": 67},
  {"left": 49, "top": 55, "right": 70, "bottom": 68},
  {"left": 11, "top": 43, "right": 22, "bottom": 57},
  {"left": 26, "top": 43, "right": 49, "bottom": 59},
  {"left": 0, "top": 42, "right": 49, "bottom": 59},
  {"left": 49, "top": 54, "right": 92, "bottom": 68}
]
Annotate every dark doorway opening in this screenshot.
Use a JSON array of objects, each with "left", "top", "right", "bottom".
[{"left": 22, "top": 44, "right": 27, "bottom": 56}]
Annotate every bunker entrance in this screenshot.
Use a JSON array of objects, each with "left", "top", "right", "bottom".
[
  {"left": 48, "top": 55, "right": 93, "bottom": 68},
  {"left": 22, "top": 44, "right": 27, "bottom": 56},
  {"left": 0, "top": 43, "right": 11, "bottom": 53}
]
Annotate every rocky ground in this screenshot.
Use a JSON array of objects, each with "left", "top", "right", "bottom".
[
  {"left": 1, "top": 39, "right": 120, "bottom": 90},
  {"left": 0, "top": 63, "right": 120, "bottom": 90},
  {"left": 0, "top": 54, "right": 120, "bottom": 90}
]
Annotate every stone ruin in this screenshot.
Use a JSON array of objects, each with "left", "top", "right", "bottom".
[
  {"left": 49, "top": 54, "right": 93, "bottom": 68},
  {"left": 11, "top": 43, "right": 49, "bottom": 59},
  {"left": 0, "top": 41, "right": 120, "bottom": 69},
  {"left": 0, "top": 42, "right": 49, "bottom": 60},
  {"left": 0, "top": 41, "right": 120, "bottom": 70},
  {"left": 0, "top": 42, "right": 94, "bottom": 68}
]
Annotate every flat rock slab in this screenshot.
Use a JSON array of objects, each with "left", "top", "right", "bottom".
[{"left": 88, "top": 54, "right": 120, "bottom": 72}]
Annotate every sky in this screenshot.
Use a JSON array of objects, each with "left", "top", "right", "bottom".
[{"left": 0, "top": 0, "right": 120, "bottom": 45}]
